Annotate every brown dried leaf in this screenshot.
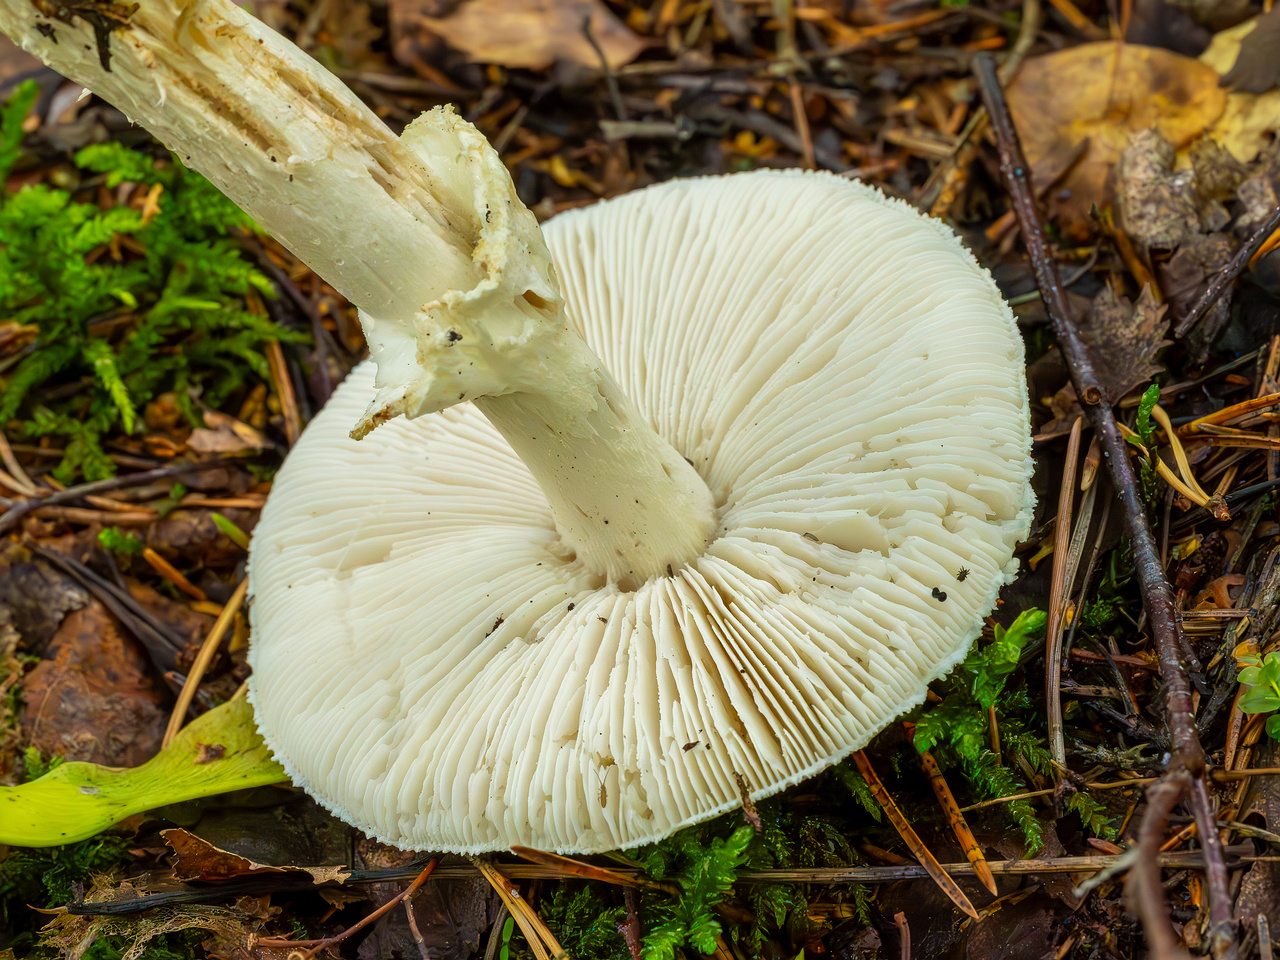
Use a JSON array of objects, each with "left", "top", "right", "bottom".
[
  {"left": 0, "top": 558, "right": 88, "bottom": 655},
  {"left": 1116, "top": 128, "right": 1200, "bottom": 255},
  {"left": 163, "top": 827, "right": 352, "bottom": 884},
  {"left": 19, "top": 601, "right": 167, "bottom": 767},
  {"left": 1161, "top": 232, "right": 1235, "bottom": 327},
  {"left": 397, "top": 0, "right": 646, "bottom": 70},
  {"left": 1007, "top": 42, "right": 1226, "bottom": 237},
  {"left": 1080, "top": 285, "right": 1171, "bottom": 400},
  {"left": 187, "top": 410, "right": 270, "bottom": 455}
]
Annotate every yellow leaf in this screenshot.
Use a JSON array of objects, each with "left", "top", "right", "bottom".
[
  {"left": 0, "top": 689, "right": 287, "bottom": 847},
  {"left": 1007, "top": 41, "right": 1226, "bottom": 238},
  {"left": 1201, "top": 17, "right": 1280, "bottom": 164}
]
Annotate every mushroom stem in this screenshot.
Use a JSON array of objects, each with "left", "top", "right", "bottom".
[{"left": 0, "top": 0, "right": 717, "bottom": 582}]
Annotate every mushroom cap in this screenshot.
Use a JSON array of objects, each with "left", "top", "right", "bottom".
[{"left": 247, "top": 170, "right": 1034, "bottom": 854}]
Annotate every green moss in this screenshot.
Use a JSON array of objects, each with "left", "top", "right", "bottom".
[{"left": 0, "top": 82, "right": 305, "bottom": 483}]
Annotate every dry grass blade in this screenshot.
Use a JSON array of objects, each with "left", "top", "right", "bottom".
[
  {"left": 475, "top": 859, "right": 564, "bottom": 960},
  {"left": 510, "top": 846, "right": 673, "bottom": 892},
  {"left": 1182, "top": 391, "right": 1280, "bottom": 432},
  {"left": 161, "top": 578, "right": 249, "bottom": 749},
  {"left": 918, "top": 747, "right": 998, "bottom": 896},
  {"left": 1150, "top": 406, "right": 1212, "bottom": 503},
  {"left": 1046, "top": 416, "right": 1082, "bottom": 766},
  {"left": 851, "top": 750, "right": 978, "bottom": 919},
  {"left": 142, "top": 547, "right": 207, "bottom": 602},
  {"left": 265, "top": 339, "right": 301, "bottom": 446}
]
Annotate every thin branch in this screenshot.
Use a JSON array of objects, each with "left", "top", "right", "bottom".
[
  {"left": 1173, "top": 205, "right": 1280, "bottom": 339},
  {"left": 972, "top": 52, "right": 1236, "bottom": 960},
  {"left": 0, "top": 460, "right": 241, "bottom": 536}
]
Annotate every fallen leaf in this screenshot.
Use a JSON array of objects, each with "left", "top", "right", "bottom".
[
  {"left": 163, "top": 828, "right": 350, "bottom": 885},
  {"left": 1161, "top": 232, "right": 1235, "bottom": 332},
  {"left": 19, "top": 600, "right": 167, "bottom": 767},
  {"left": 0, "top": 688, "right": 288, "bottom": 847},
  {"left": 1220, "top": 5, "right": 1280, "bottom": 93},
  {"left": 0, "top": 558, "right": 88, "bottom": 655},
  {"left": 1079, "top": 284, "right": 1171, "bottom": 401},
  {"left": 187, "top": 410, "right": 270, "bottom": 455},
  {"left": 1116, "top": 128, "right": 1200, "bottom": 255},
  {"left": 1125, "top": 0, "right": 1211, "bottom": 57},
  {"left": 1007, "top": 42, "right": 1226, "bottom": 237},
  {"left": 148, "top": 508, "right": 257, "bottom": 568},
  {"left": 1202, "top": 17, "right": 1280, "bottom": 162},
  {"left": 401, "top": 0, "right": 647, "bottom": 71}
]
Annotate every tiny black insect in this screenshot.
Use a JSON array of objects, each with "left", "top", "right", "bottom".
[
  {"left": 931, "top": 586, "right": 948, "bottom": 601},
  {"left": 956, "top": 567, "right": 970, "bottom": 582}
]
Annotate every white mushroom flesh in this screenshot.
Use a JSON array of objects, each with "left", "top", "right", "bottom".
[{"left": 248, "top": 172, "right": 1034, "bottom": 853}]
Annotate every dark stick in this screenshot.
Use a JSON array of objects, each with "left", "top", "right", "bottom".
[
  {"left": 0, "top": 460, "right": 239, "bottom": 536},
  {"left": 973, "top": 52, "right": 1237, "bottom": 960},
  {"left": 582, "top": 16, "right": 629, "bottom": 123},
  {"left": 1126, "top": 773, "right": 1191, "bottom": 960},
  {"left": 1173, "top": 204, "right": 1280, "bottom": 339},
  {"left": 66, "top": 848, "right": 1252, "bottom": 916}
]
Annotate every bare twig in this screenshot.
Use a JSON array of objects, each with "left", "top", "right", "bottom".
[
  {"left": 894, "top": 911, "right": 911, "bottom": 960},
  {"left": 973, "top": 52, "right": 1236, "bottom": 960},
  {"left": 253, "top": 859, "right": 437, "bottom": 957},
  {"left": 0, "top": 460, "right": 239, "bottom": 535},
  {"left": 582, "top": 16, "right": 628, "bottom": 122},
  {"left": 1174, "top": 205, "right": 1280, "bottom": 339}
]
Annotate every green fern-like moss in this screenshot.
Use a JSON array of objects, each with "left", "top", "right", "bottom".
[{"left": 0, "top": 81, "right": 305, "bottom": 482}]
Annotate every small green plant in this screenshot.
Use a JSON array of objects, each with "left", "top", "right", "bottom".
[
  {"left": 0, "top": 81, "right": 304, "bottom": 483},
  {"left": 539, "top": 885, "right": 628, "bottom": 960},
  {"left": 1238, "top": 651, "right": 1280, "bottom": 741},
  {"left": 640, "top": 825, "right": 753, "bottom": 960},
  {"left": 1127, "top": 383, "right": 1161, "bottom": 451},
  {"left": 911, "top": 609, "right": 1052, "bottom": 851},
  {"left": 97, "top": 525, "right": 143, "bottom": 555}
]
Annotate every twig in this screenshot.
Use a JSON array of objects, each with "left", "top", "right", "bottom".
[
  {"left": 253, "top": 859, "right": 437, "bottom": 957},
  {"left": 852, "top": 751, "right": 978, "bottom": 919},
  {"left": 894, "top": 911, "right": 911, "bottom": 960},
  {"left": 999, "top": 0, "right": 1042, "bottom": 83},
  {"left": 62, "top": 847, "right": 1260, "bottom": 917},
  {"left": 1174, "top": 205, "right": 1280, "bottom": 339},
  {"left": 1124, "top": 774, "right": 1192, "bottom": 960},
  {"left": 788, "top": 79, "right": 815, "bottom": 170},
  {"left": 973, "top": 52, "right": 1236, "bottom": 960},
  {"left": 0, "top": 460, "right": 238, "bottom": 536},
  {"left": 265, "top": 339, "right": 301, "bottom": 446},
  {"left": 161, "top": 578, "right": 249, "bottom": 749},
  {"left": 583, "top": 16, "right": 628, "bottom": 122}
]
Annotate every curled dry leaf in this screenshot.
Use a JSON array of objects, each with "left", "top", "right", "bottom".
[
  {"left": 163, "top": 827, "right": 351, "bottom": 884},
  {"left": 187, "top": 410, "right": 270, "bottom": 455},
  {"left": 396, "top": 0, "right": 646, "bottom": 71},
  {"left": 1080, "top": 285, "right": 1171, "bottom": 402},
  {"left": 1202, "top": 16, "right": 1280, "bottom": 162},
  {"left": 1007, "top": 42, "right": 1226, "bottom": 237}
]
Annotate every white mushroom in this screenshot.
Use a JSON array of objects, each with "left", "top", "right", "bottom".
[
  {"left": 249, "top": 168, "right": 1034, "bottom": 853},
  {"left": 0, "top": 0, "right": 1034, "bottom": 854}
]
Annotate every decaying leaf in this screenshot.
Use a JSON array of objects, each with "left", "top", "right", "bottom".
[
  {"left": 0, "top": 687, "right": 288, "bottom": 846},
  {"left": 40, "top": 878, "right": 292, "bottom": 960},
  {"left": 19, "top": 600, "right": 168, "bottom": 767},
  {"left": 1202, "top": 16, "right": 1280, "bottom": 162},
  {"left": 1116, "top": 128, "right": 1200, "bottom": 255},
  {"left": 187, "top": 410, "right": 270, "bottom": 455},
  {"left": 1220, "top": 5, "right": 1280, "bottom": 94},
  {"left": 1079, "top": 285, "right": 1171, "bottom": 401},
  {"left": 0, "top": 557, "right": 88, "bottom": 655},
  {"left": 163, "top": 827, "right": 351, "bottom": 884},
  {"left": 1161, "top": 232, "right": 1236, "bottom": 329},
  {"left": 1007, "top": 42, "right": 1226, "bottom": 237},
  {"left": 396, "top": 0, "right": 646, "bottom": 71}
]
